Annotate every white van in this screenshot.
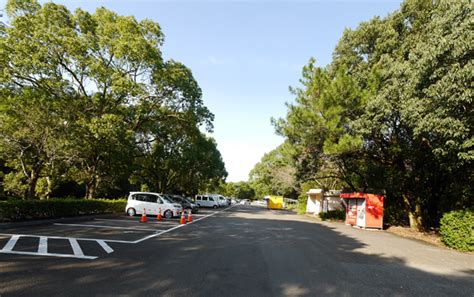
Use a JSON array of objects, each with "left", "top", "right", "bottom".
[
  {"left": 195, "top": 194, "right": 219, "bottom": 208},
  {"left": 125, "top": 192, "right": 182, "bottom": 219},
  {"left": 217, "top": 195, "right": 229, "bottom": 207}
]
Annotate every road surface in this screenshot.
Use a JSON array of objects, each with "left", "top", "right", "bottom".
[{"left": 0, "top": 205, "right": 473, "bottom": 296}]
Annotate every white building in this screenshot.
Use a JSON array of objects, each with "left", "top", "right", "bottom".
[{"left": 306, "top": 189, "right": 343, "bottom": 215}]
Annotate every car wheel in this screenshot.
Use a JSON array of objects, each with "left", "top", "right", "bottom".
[
  {"left": 213, "top": 205, "right": 218, "bottom": 209},
  {"left": 127, "top": 208, "right": 136, "bottom": 216},
  {"left": 164, "top": 210, "right": 173, "bottom": 219}
]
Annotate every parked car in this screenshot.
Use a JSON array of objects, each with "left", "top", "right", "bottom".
[
  {"left": 125, "top": 192, "right": 182, "bottom": 219},
  {"left": 240, "top": 199, "right": 250, "bottom": 205},
  {"left": 167, "top": 194, "right": 199, "bottom": 214},
  {"left": 216, "top": 195, "right": 229, "bottom": 207},
  {"left": 195, "top": 194, "right": 219, "bottom": 208}
]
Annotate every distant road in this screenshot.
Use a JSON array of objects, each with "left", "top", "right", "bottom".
[{"left": 1, "top": 205, "right": 473, "bottom": 296}]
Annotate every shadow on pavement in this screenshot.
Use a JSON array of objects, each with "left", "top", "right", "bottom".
[{"left": 0, "top": 205, "right": 473, "bottom": 297}]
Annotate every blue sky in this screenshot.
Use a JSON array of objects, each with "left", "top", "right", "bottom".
[{"left": 2, "top": 0, "right": 403, "bottom": 182}]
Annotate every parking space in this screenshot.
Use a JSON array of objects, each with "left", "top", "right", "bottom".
[{"left": 0, "top": 206, "right": 235, "bottom": 260}]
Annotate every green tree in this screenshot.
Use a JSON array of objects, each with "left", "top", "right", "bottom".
[
  {"left": 249, "top": 142, "right": 297, "bottom": 198},
  {"left": 274, "top": 0, "right": 472, "bottom": 229},
  {"left": 0, "top": 0, "right": 221, "bottom": 199},
  {"left": 233, "top": 181, "right": 255, "bottom": 200}
]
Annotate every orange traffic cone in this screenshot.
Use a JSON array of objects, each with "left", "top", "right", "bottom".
[
  {"left": 140, "top": 208, "right": 147, "bottom": 223},
  {"left": 187, "top": 209, "right": 193, "bottom": 223},
  {"left": 179, "top": 209, "right": 186, "bottom": 225},
  {"left": 157, "top": 208, "right": 162, "bottom": 221}
]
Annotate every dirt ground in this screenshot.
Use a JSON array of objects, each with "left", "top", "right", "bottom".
[{"left": 386, "top": 226, "right": 443, "bottom": 247}]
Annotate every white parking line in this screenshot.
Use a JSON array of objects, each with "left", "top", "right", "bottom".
[
  {"left": 0, "top": 205, "right": 239, "bottom": 260},
  {"left": 133, "top": 224, "right": 186, "bottom": 243},
  {"left": 0, "top": 234, "right": 98, "bottom": 260},
  {"left": 97, "top": 240, "right": 114, "bottom": 254},
  {"left": 0, "top": 250, "right": 97, "bottom": 260},
  {"left": 54, "top": 223, "right": 158, "bottom": 231},
  {"left": 94, "top": 219, "right": 177, "bottom": 225},
  {"left": 69, "top": 238, "right": 84, "bottom": 257},
  {"left": 0, "top": 233, "right": 133, "bottom": 244},
  {"left": 132, "top": 204, "right": 238, "bottom": 243},
  {"left": 38, "top": 236, "right": 48, "bottom": 253},
  {"left": 2, "top": 235, "right": 19, "bottom": 251}
]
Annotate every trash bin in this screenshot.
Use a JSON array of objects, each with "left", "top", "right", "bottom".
[{"left": 340, "top": 192, "right": 384, "bottom": 229}]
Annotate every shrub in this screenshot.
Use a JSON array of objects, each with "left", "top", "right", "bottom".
[
  {"left": 0, "top": 198, "right": 126, "bottom": 222},
  {"left": 319, "top": 209, "right": 345, "bottom": 221},
  {"left": 440, "top": 210, "right": 474, "bottom": 252}
]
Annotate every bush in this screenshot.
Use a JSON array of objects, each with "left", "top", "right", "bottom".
[
  {"left": 440, "top": 210, "right": 474, "bottom": 252},
  {"left": 319, "top": 209, "right": 345, "bottom": 221},
  {"left": 0, "top": 198, "right": 126, "bottom": 222}
]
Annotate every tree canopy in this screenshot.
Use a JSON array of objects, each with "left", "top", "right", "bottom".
[
  {"left": 249, "top": 141, "right": 297, "bottom": 199},
  {"left": 271, "top": 0, "right": 472, "bottom": 229},
  {"left": 0, "top": 0, "right": 227, "bottom": 199}
]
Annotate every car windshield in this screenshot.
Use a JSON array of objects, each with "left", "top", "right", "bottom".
[
  {"left": 184, "top": 198, "right": 193, "bottom": 204},
  {"left": 161, "top": 195, "right": 174, "bottom": 203}
]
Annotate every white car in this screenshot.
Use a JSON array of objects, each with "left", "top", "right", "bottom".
[
  {"left": 125, "top": 192, "right": 182, "bottom": 219},
  {"left": 195, "top": 194, "right": 219, "bottom": 208}
]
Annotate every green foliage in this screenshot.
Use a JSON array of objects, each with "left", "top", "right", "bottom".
[
  {"left": 296, "top": 196, "right": 307, "bottom": 215},
  {"left": 3, "top": 171, "right": 27, "bottom": 197},
  {"left": 0, "top": 198, "right": 126, "bottom": 222},
  {"left": 319, "top": 210, "right": 345, "bottom": 221},
  {"left": 249, "top": 142, "right": 297, "bottom": 198},
  {"left": 440, "top": 210, "right": 474, "bottom": 252},
  {"left": 233, "top": 182, "right": 255, "bottom": 200},
  {"left": 0, "top": 0, "right": 225, "bottom": 199},
  {"left": 273, "top": 0, "right": 473, "bottom": 229}
]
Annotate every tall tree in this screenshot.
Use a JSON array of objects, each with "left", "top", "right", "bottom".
[
  {"left": 274, "top": 0, "right": 472, "bottom": 229},
  {"left": 0, "top": 0, "right": 220, "bottom": 199},
  {"left": 249, "top": 142, "right": 297, "bottom": 198}
]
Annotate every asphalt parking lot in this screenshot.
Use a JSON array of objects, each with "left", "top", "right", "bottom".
[
  {"left": 0, "top": 207, "right": 231, "bottom": 260},
  {"left": 1, "top": 205, "right": 473, "bottom": 297}
]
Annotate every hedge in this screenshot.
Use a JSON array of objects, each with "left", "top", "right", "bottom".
[
  {"left": 319, "top": 209, "right": 345, "bottom": 221},
  {"left": 0, "top": 198, "right": 127, "bottom": 222},
  {"left": 439, "top": 210, "right": 474, "bottom": 252}
]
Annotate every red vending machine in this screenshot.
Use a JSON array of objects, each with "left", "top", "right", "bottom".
[{"left": 340, "top": 192, "right": 384, "bottom": 229}]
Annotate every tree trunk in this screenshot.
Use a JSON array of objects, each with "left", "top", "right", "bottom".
[
  {"left": 25, "top": 170, "right": 40, "bottom": 199},
  {"left": 45, "top": 176, "right": 53, "bottom": 200},
  {"left": 403, "top": 192, "right": 423, "bottom": 230},
  {"left": 85, "top": 177, "right": 96, "bottom": 199}
]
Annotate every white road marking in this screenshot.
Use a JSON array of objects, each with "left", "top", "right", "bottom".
[
  {"left": 0, "top": 205, "right": 239, "bottom": 260},
  {"left": 132, "top": 204, "right": 238, "bottom": 243},
  {"left": 54, "top": 223, "right": 158, "bottom": 231},
  {"left": 97, "top": 240, "right": 114, "bottom": 254},
  {"left": 38, "top": 236, "right": 48, "bottom": 254},
  {"left": 0, "top": 250, "right": 97, "bottom": 260},
  {"left": 69, "top": 238, "right": 84, "bottom": 257},
  {"left": 94, "top": 219, "right": 177, "bottom": 225},
  {"left": 0, "top": 233, "right": 132, "bottom": 244},
  {"left": 2, "top": 235, "right": 20, "bottom": 251},
  {"left": 133, "top": 224, "right": 186, "bottom": 243}
]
